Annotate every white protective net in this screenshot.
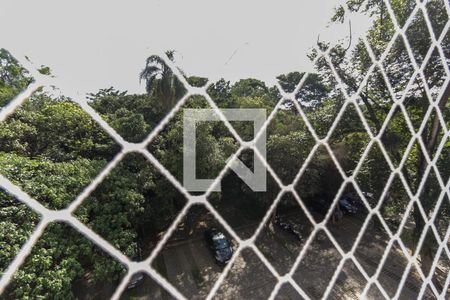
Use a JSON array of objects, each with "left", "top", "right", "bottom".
[{"left": 0, "top": 0, "right": 449, "bottom": 299}]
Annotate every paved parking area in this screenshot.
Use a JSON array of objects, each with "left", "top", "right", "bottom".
[{"left": 123, "top": 212, "right": 444, "bottom": 299}]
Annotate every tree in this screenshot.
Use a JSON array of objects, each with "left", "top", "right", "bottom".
[
  {"left": 140, "top": 52, "right": 185, "bottom": 109},
  {"left": 0, "top": 93, "right": 118, "bottom": 162},
  {"left": 0, "top": 90, "right": 123, "bottom": 298},
  {"left": 88, "top": 87, "right": 167, "bottom": 143},
  {"left": 0, "top": 49, "right": 33, "bottom": 107},
  {"left": 322, "top": 0, "right": 449, "bottom": 281}
]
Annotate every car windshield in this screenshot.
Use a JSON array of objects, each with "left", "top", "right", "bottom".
[{"left": 212, "top": 234, "right": 229, "bottom": 249}]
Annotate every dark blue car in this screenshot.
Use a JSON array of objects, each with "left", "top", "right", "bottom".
[{"left": 204, "top": 228, "right": 233, "bottom": 265}]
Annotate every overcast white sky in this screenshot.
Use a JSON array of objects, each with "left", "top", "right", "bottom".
[{"left": 0, "top": 0, "right": 371, "bottom": 96}]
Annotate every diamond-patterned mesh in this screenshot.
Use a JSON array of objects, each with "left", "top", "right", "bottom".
[{"left": 0, "top": 0, "right": 449, "bottom": 299}]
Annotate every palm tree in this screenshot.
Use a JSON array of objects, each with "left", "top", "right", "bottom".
[{"left": 140, "top": 51, "right": 185, "bottom": 109}]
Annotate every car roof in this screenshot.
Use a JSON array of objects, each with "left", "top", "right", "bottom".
[{"left": 212, "top": 232, "right": 226, "bottom": 240}]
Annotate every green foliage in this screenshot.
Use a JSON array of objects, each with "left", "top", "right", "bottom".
[
  {"left": 277, "top": 71, "right": 304, "bottom": 93},
  {"left": 0, "top": 153, "right": 107, "bottom": 210},
  {"left": 0, "top": 87, "right": 121, "bottom": 297},
  {"left": 207, "top": 79, "right": 231, "bottom": 105},
  {"left": 88, "top": 87, "right": 170, "bottom": 143},
  {"left": 0, "top": 191, "right": 39, "bottom": 275},
  {"left": 266, "top": 109, "right": 315, "bottom": 184},
  {"left": 37, "top": 66, "right": 51, "bottom": 76},
  {"left": 186, "top": 76, "right": 208, "bottom": 87},
  {"left": 0, "top": 93, "right": 118, "bottom": 161},
  {"left": 149, "top": 95, "right": 240, "bottom": 183},
  {"left": 3, "top": 223, "right": 125, "bottom": 300},
  {"left": 75, "top": 153, "right": 186, "bottom": 259},
  {"left": 0, "top": 49, "right": 33, "bottom": 107}
]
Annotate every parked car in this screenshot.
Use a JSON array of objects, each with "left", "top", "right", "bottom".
[
  {"left": 127, "top": 272, "right": 145, "bottom": 289},
  {"left": 274, "top": 215, "right": 303, "bottom": 241},
  {"left": 338, "top": 195, "right": 358, "bottom": 215},
  {"left": 204, "top": 228, "right": 233, "bottom": 265}
]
